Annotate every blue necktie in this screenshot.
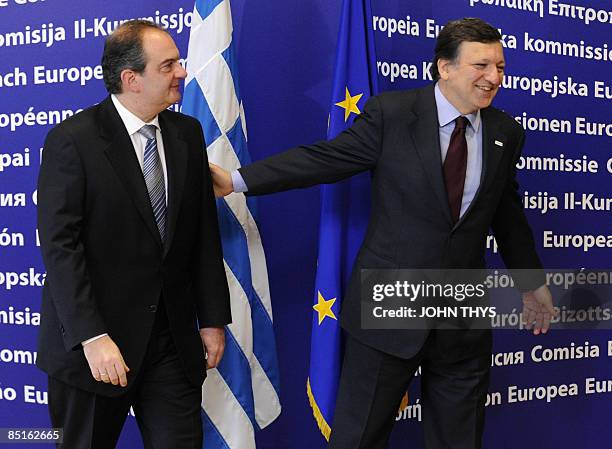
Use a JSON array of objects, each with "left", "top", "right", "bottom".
[{"left": 138, "top": 125, "right": 167, "bottom": 242}]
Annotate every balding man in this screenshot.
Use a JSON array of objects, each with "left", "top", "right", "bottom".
[{"left": 37, "top": 20, "right": 231, "bottom": 448}]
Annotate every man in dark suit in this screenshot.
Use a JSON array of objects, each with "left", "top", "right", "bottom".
[
  {"left": 37, "top": 20, "right": 231, "bottom": 448},
  {"left": 210, "top": 18, "right": 555, "bottom": 449}
]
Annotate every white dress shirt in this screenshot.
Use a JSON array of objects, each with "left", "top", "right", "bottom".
[{"left": 111, "top": 94, "right": 169, "bottom": 203}]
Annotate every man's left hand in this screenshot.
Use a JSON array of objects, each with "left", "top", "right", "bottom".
[
  {"left": 199, "top": 327, "right": 226, "bottom": 369},
  {"left": 521, "top": 284, "right": 558, "bottom": 335}
]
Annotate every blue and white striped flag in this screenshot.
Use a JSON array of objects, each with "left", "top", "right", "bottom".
[{"left": 182, "top": 1, "right": 281, "bottom": 448}]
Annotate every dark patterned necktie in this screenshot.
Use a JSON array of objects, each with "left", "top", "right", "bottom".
[
  {"left": 138, "top": 125, "right": 167, "bottom": 242},
  {"left": 443, "top": 116, "right": 469, "bottom": 223}
]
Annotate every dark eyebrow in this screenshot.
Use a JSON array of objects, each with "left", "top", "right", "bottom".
[
  {"left": 473, "top": 58, "right": 505, "bottom": 66},
  {"left": 159, "top": 58, "right": 178, "bottom": 67}
]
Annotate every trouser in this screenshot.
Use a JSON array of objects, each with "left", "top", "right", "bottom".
[
  {"left": 48, "top": 325, "right": 203, "bottom": 449},
  {"left": 328, "top": 331, "right": 490, "bottom": 449}
]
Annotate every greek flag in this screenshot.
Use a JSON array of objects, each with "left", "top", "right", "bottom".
[
  {"left": 182, "top": 1, "right": 281, "bottom": 448},
  {"left": 307, "top": 0, "right": 377, "bottom": 440}
]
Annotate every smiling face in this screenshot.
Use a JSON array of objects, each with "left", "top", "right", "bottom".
[
  {"left": 136, "top": 28, "right": 187, "bottom": 113},
  {"left": 437, "top": 41, "right": 505, "bottom": 115}
]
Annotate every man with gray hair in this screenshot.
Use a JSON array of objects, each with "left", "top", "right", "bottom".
[
  {"left": 210, "top": 17, "right": 556, "bottom": 449},
  {"left": 37, "top": 20, "right": 231, "bottom": 448}
]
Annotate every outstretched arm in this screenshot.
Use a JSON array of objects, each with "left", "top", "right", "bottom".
[{"left": 235, "top": 96, "right": 384, "bottom": 196}]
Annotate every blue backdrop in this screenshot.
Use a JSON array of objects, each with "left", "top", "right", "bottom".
[{"left": 0, "top": 0, "right": 610, "bottom": 448}]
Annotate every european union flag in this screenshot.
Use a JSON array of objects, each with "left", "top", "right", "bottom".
[{"left": 306, "top": 0, "right": 378, "bottom": 440}]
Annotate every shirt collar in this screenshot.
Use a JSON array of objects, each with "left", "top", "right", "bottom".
[
  {"left": 111, "top": 94, "right": 160, "bottom": 136},
  {"left": 434, "top": 83, "right": 480, "bottom": 132}
]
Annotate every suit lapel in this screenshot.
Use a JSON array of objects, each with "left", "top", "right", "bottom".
[
  {"left": 409, "top": 86, "right": 454, "bottom": 226},
  {"left": 480, "top": 108, "right": 506, "bottom": 188},
  {"left": 455, "top": 107, "right": 506, "bottom": 228},
  {"left": 97, "top": 97, "right": 163, "bottom": 249},
  {"left": 159, "top": 112, "right": 188, "bottom": 256}
]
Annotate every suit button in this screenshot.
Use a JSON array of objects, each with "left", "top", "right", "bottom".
[{"left": 149, "top": 305, "right": 157, "bottom": 312}]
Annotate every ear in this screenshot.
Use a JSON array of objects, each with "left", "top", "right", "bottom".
[
  {"left": 437, "top": 58, "right": 452, "bottom": 81},
  {"left": 120, "top": 69, "right": 140, "bottom": 94}
]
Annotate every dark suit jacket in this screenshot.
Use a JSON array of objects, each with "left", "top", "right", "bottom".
[
  {"left": 239, "top": 84, "right": 543, "bottom": 360},
  {"left": 36, "top": 97, "right": 231, "bottom": 396}
]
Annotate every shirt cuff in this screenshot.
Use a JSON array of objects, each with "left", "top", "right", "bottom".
[
  {"left": 81, "top": 333, "right": 108, "bottom": 346},
  {"left": 231, "top": 170, "right": 248, "bottom": 193}
]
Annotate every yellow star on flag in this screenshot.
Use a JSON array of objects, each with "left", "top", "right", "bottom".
[
  {"left": 335, "top": 87, "right": 363, "bottom": 122},
  {"left": 313, "top": 291, "right": 337, "bottom": 325}
]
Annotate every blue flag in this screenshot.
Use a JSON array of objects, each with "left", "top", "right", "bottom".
[
  {"left": 306, "top": 0, "right": 378, "bottom": 440},
  {"left": 182, "top": 1, "right": 281, "bottom": 448}
]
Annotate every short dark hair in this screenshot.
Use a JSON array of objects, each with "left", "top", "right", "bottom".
[
  {"left": 431, "top": 18, "right": 501, "bottom": 80},
  {"left": 101, "top": 20, "right": 166, "bottom": 94}
]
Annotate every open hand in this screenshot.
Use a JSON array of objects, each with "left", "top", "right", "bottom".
[{"left": 521, "top": 284, "right": 558, "bottom": 335}]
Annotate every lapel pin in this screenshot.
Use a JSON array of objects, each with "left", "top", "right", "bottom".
[{"left": 494, "top": 140, "right": 504, "bottom": 148}]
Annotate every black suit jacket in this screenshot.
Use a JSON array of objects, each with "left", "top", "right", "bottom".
[
  {"left": 239, "top": 84, "right": 543, "bottom": 360},
  {"left": 37, "top": 97, "right": 231, "bottom": 396}
]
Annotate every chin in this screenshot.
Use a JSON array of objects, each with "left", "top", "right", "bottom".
[{"left": 477, "top": 96, "right": 495, "bottom": 109}]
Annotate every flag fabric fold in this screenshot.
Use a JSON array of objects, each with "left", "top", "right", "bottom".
[
  {"left": 182, "top": 1, "right": 281, "bottom": 448},
  {"left": 307, "top": 0, "right": 378, "bottom": 441}
]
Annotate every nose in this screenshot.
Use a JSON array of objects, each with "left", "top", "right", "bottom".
[
  {"left": 175, "top": 64, "right": 187, "bottom": 79},
  {"left": 484, "top": 65, "right": 502, "bottom": 86}
]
